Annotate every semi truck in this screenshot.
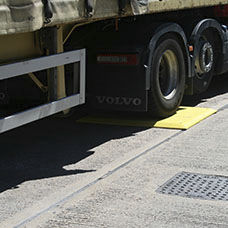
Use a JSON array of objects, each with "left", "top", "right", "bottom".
[{"left": 1, "top": 0, "right": 228, "bottom": 133}]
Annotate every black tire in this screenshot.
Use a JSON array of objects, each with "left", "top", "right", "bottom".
[
  {"left": 148, "top": 35, "right": 186, "bottom": 117},
  {"left": 193, "top": 30, "right": 215, "bottom": 94}
]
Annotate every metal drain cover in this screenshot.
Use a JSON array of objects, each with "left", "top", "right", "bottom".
[{"left": 157, "top": 172, "right": 228, "bottom": 201}]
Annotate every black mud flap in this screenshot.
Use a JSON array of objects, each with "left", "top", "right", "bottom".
[{"left": 87, "top": 47, "right": 148, "bottom": 113}]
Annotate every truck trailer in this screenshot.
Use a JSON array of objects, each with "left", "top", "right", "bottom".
[{"left": 1, "top": 0, "right": 228, "bottom": 133}]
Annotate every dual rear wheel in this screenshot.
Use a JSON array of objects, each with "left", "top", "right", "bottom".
[{"left": 148, "top": 30, "right": 216, "bottom": 117}]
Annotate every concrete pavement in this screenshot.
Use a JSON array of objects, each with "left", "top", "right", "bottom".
[{"left": 0, "top": 75, "right": 228, "bottom": 227}]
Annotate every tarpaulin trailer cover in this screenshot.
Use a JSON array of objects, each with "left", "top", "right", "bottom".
[{"left": 0, "top": 0, "right": 227, "bottom": 35}]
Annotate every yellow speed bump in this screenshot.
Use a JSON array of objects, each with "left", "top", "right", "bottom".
[{"left": 77, "top": 106, "right": 217, "bottom": 130}]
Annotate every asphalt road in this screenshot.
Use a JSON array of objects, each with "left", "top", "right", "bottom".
[{"left": 1, "top": 74, "right": 228, "bottom": 228}]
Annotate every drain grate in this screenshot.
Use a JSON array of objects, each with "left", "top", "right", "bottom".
[{"left": 156, "top": 172, "right": 228, "bottom": 201}]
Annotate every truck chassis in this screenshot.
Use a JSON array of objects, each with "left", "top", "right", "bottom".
[{"left": 1, "top": 1, "right": 228, "bottom": 132}]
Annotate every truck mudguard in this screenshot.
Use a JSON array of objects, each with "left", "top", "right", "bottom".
[
  {"left": 190, "top": 19, "right": 227, "bottom": 76},
  {"left": 146, "top": 23, "right": 190, "bottom": 91}
]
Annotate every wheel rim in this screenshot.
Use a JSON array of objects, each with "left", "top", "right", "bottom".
[
  {"left": 158, "top": 49, "right": 179, "bottom": 100},
  {"left": 195, "top": 39, "right": 214, "bottom": 78},
  {"left": 201, "top": 42, "right": 213, "bottom": 73}
]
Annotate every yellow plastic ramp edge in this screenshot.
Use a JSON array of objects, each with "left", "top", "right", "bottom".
[
  {"left": 153, "top": 106, "right": 217, "bottom": 129},
  {"left": 77, "top": 106, "right": 217, "bottom": 130}
]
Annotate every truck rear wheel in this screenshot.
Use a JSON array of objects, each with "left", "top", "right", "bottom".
[{"left": 148, "top": 35, "right": 185, "bottom": 117}]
